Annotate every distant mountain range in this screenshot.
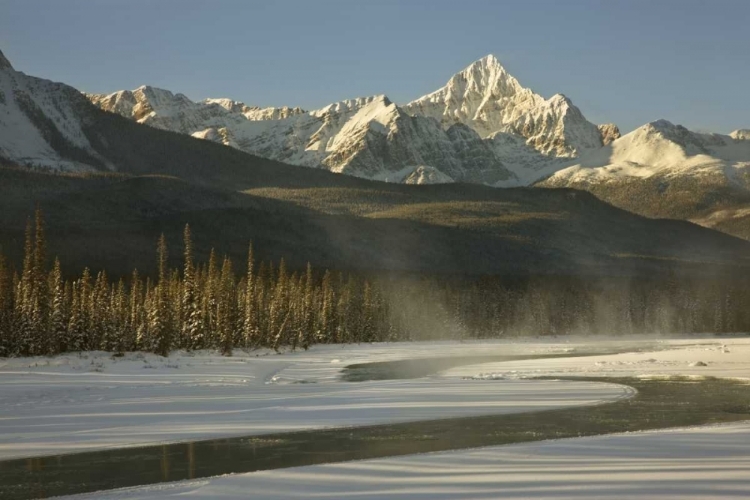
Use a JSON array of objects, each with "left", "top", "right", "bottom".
[
  {"left": 85, "top": 54, "right": 750, "bottom": 239},
  {"left": 1, "top": 46, "right": 749, "bottom": 249},
  {"left": 86, "top": 55, "right": 618, "bottom": 186}
]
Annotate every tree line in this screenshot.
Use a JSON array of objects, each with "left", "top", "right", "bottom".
[{"left": 1, "top": 210, "right": 749, "bottom": 358}]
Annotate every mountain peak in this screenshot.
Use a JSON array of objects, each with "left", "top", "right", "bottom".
[
  {"left": 404, "top": 54, "right": 535, "bottom": 137},
  {"left": 547, "top": 93, "right": 573, "bottom": 107},
  {"left": 0, "top": 49, "right": 13, "bottom": 70},
  {"left": 405, "top": 56, "right": 604, "bottom": 156},
  {"left": 641, "top": 120, "right": 697, "bottom": 141},
  {"left": 456, "top": 54, "right": 518, "bottom": 90},
  {"left": 312, "top": 94, "right": 392, "bottom": 116},
  {"left": 730, "top": 129, "right": 750, "bottom": 141},
  {"left": 468, "top": 54, "right": 503, "bottom": 70},
  {"left": 649, "top": 119, "right": 677, "bottom": 131}
]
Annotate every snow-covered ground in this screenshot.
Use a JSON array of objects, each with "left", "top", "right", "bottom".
[
  {"left": 0, "top": 341, "right": 632, "bottom": 460},
  {"left": 3, "top": 337, "right": 750, "bottom": 499},
  {"left": 445, "top": 337, "right": 750, "bottom": 380}
]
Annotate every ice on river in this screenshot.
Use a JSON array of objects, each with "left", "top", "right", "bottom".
[{"left": 3, "top": 337, "right": 750, "bottom": 499}]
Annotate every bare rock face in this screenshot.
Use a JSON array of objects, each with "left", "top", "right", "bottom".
[
  {"left": 598, "top": 123, "right": 621, "bottom": 146},
  {"left": 0, "top": 49, "right": 12, "bottom": 71}
]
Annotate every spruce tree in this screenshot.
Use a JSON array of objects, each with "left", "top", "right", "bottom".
[
  {"left": 242, "top": 243, "right": 258, "bottom": 348},
  {"left": 0, "top": 250, "right": 11, "bottom": 356},
  {"left": 78, "top": 267, "right": 93, "bottom": 349},
  {"left": 270, "top": 258, "right": 290, "bottom": 352},
  {"left": 182, "top": 225, "right": 203, "bottom": 349},
  {"left": 218, "top": 256, "right": 235, "bottom": 355},
  {"left": 15, "top": 218, "right": 35, "bottom": 355},
  {"left": 150, "top": 234, "right": 172, "bottom": 356},
  {"left": 92, "top": 271, "right": 110, "bottom": 350},
  {"left": 361, "top": 280, "right": 375, "bottom": 343},
  {"left": 320, "top": 270, "right": 334, "bottom": 344},
  {"left": 112, "top": 279, "right": 127, "bottom": 354},
  {"left": 137, "top": 278, "right": 152, "bottom": 350},
  {"left": 48, "top": 258, "right": 66, "bottom": 355},
  {"left": 66, "top": 281, "right": 85, "bottom": 352},
  {"left": 205, "top": 249, "right": 219, "bottom": 346},
  {"left": 128, "top": 269, "right": 143, "bottom": 351},
  {"left": 299, "top": 263, "right": 314, "bottom": 350}
]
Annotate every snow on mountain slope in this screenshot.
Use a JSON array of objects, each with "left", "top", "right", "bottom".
[
  {"left": 542, "top": 120, "right": 750, "bottom": 185},
  {"left": 87, "top": 54, "right": 613, "bottom": 185},
  {"left": 0, "top": 49, "right": 111, "bottom": 171},
  {"left": 405, "top": 55, "right": 544, "bottom": 137},
  {"left": 90, "top": 87, "right": 517, "bottom": 183},
  {"left": 405, "top": 55, "right": 609, "bottom": 157},
  {"left": 537, "top": 120, "right": 750, "bottom": 239}
]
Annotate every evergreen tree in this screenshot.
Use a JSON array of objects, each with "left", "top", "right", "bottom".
[
  {"left": 242, "top": 243, "right": 258, "bottom": 348},
  {"left": 92, "top": 271, "right": 110, "bottom": 350},
  {"left": 217, "top": 256, "right": 235, "bottom": 355},
  {"left": 16, "top": 218, "right": 35, "bottom": 355},
  {"left": 181, "top": 225, "right": 203, "bottom": 350},
  {"left": 0, "top": 250, "right": 11, "bottom": 356},
  {"left": 48, "top": 258, "right": 66, "bottom": 354},
  {"left": 361, "top": 280, "right": 375, "bottom": 343},
  {"left": 298, "top": 263, "right": 314, "bottom": 350},
  {"left": 128, "top": 269, "right": 143, "bottom": 351},
  {"left": 1, "top": 211, "right": 749, "bottom": 358},
  {"left": 79, "top": 267, "right": 93, "bottom": 349},
  {"left": 205, "top": 249, "right": 219, "bottom": 346},
  {"left": 319, "top": 270, "right": 335, "bottom": 344},
  {"left": 111, "top": 279, "right": 128, "bottom": 354},
  {"left": 149, "top": 235, "right": 171, "bottom": 356},
  {"left": 67, "top": 281, "right": 85, "bottom": 352},
  {"left": 270, "top": 258, "right": 290, "bottom": 352}
]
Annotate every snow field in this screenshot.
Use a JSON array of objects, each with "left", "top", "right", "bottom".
[
  {"left": 3, "top": 337, "right": 750, "bottom": 499},
  {"left": 0, "top": 340, "right": 633, "bottom": 460}
]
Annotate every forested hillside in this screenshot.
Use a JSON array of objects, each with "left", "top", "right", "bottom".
[
  {"left": 2, "top": 211, "right": 749, "bottom": 358},
  {"left": 2, "top": 166, "right": 749, "bottom": 280}
]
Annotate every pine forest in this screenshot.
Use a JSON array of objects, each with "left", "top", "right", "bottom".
[{"left": 1, "top": 209, "right": 749, "bottom": 358}]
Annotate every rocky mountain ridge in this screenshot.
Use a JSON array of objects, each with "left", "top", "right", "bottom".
[
  {"left": 87, "top": 55, "right": 614, "bottom": 185},
  {"left": 2, "top": 48, "right": 749, "bottom": 239}
]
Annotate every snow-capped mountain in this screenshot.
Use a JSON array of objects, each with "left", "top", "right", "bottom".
[
  {"left": 87, "top": 55, "right": 612, "bottom": 185},
  {"left": 527, "top": 120, "right": 750, "bottom": 239},
  {"left": 89, "top": 89, "right": 512, "bottom": 184},
  {"left": 544, "top": 120, "right": 750, "bottom": 184},
  {"left": 0, "top": 49, "right": 113, "bottom": 171},
  {"left": 3, "top": 46, "right": 750, "bottom": 239},
  {"left": 404, "top": 55, "right": 609, "bottom": 157},
  {"left": 539, "top": 120, "right": 750, "bottom": 237}
]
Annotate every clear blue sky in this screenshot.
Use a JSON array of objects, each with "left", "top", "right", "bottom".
[{"left": 1, "top": 0, "right": 748, "bottom": 133}]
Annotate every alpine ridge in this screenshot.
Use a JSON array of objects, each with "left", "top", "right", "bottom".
[
  {"left": 0, "top": 49, "right": 113, "bottom": 171},
  {"left": 86, "top": 55, "right": 611, "bottom": 185},
  {"left": 540, "top": 119, "right": 750, "bottom": 238},
  {"left": 2, "top": 48, "right": 749, "bottom": 240},
  {"left": 0, "top": 49, "right": 12, "bottom": 70}
]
